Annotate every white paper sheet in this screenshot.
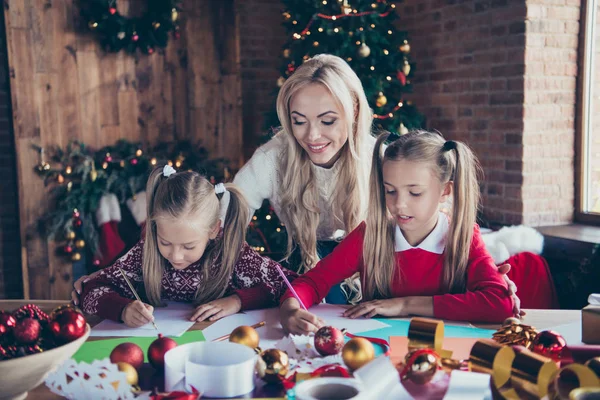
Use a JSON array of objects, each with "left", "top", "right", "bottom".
[
  {"left": 90, "top": 301, "right": 195, "bottom": 337},
  {"left": 548, "top": 321, "right": 583, "bottom": 345},
  {"left": 444, "top": 370, "right": 492, "bottom": 400},
  {"left": 202, "top": 304, "right": 391, "bottom": 349}
]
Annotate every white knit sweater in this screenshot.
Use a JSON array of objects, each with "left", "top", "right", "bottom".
[{"left": 234, "top": 134, "right": 376, "bottom": 241}]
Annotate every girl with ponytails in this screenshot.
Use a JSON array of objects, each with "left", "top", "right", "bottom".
[
  {"left": 280, "top": 131, "right": 513, "bottom": 334},
  {"left": 81, "top": 165, "right": 296, "bottom": 327}
]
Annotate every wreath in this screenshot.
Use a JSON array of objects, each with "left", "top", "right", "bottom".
[{"left": 82, "top": 0, "right": 182, "bottom": 54}]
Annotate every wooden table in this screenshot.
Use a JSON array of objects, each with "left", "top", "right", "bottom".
[{"left": 0, "top": 300, "right": 582, "bottom": 399}]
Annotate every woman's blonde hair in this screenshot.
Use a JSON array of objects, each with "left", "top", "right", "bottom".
[
  {"left": 363, "top": 130, "right": 481, "bottom": 300},
  {"left": 142, "top": 166, "right": 249, "bottom": 306},
  {"left": 275, "top": 54, "right": 373, "bottom": 272}
]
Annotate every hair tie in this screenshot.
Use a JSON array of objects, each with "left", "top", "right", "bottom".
[
  {"left": 442, "top": 140, "right": 457, "bottom": 152},
  {"left": 163, "top": 165, "right": 176, "bottom": 177},
  {"left": 214, "top": 183, "right": 229, "bottom": 228}
]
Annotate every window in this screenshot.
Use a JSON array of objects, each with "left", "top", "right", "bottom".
[{"left": 576, "top": 0, "right": 600, "bottom": 224}]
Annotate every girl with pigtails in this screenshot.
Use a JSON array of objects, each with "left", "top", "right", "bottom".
[
  {"left": 80, "top": 165, "right": 296, "bottom": 326},
  {"left": 280, "top": 131, "right": 514, "bottom": 335}
]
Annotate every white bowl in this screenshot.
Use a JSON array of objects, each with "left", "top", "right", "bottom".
[{"left": 0, "top": 323, "right": 91, "bottom": 400}]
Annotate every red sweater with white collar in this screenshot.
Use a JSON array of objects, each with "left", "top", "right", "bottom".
[{"left": 281, "top": 222, "right": 513, "bottom": 322}]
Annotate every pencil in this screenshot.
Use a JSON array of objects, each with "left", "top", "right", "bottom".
[
  {"left": 275, "top": 265, "right": 308, "bottom": 311},
  {"left": 212, "top": 321, "right": 266, "bottom": 342},
  {"left": 118, "top": 267, "right": 159, "bottom": 332}
]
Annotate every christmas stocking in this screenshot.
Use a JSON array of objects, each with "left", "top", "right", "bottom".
[
  {"left": 95, "top": 193, "right": 126, "bottom": 268},
  {"left": 126, "top": 191, "right": 147, "bottom": 228}
]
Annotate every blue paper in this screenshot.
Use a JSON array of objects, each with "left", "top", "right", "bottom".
[{"left": 354, "top": 319, "right": 495, "bottom": 341}]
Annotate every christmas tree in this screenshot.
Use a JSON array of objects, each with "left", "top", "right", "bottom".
[
  {"left": 266, "top": 0, "right": 424, "bottom": 134},
  {"left": 246, "top": 0, "right": 424, "bottom": 258}
]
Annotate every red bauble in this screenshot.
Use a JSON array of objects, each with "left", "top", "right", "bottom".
[
  {"left": 109, "top": 7, "right": 117, "bottom": 15},
  {"left": 0, "top": 311, "right": 16, "bottom": 342},
  {"left": 148, "top": 334, "right": 177, "bottom": 369},
  {"left": 63, "top": 245, "right": 74, "bottom": 254},
  {"left": 13, "top": 318, "right": 41, "bottom": 345},
  {"left": 131, "top": 158, "right": 139, "bottom": 165},
  {"left": 397, "top": 71, "right": 407, "bottom": 86},
  {"left": 174, "top": 31, "right": 181, "bottom": 39},
  {"left": 147, "top": 48, "right": 154, "bottom": 55},
  {"left": 49, "top": 308, "right": 87, "bottom": 344},
  {"left": 110, "top": 342, "right": 145, "bottom": 370},
  {"left": 531, "top": 330, "right": 567, "bottom": 362},
  {"left": 73, "top": 218, "right": 83, "bottom": 228},
  {"left": 72, "top": 209, "right": 80, "bottom": 218},
  {"left": 0, "top": 344, "right": 17, "bottom": 360},
  {"left": 314, "top": 326, "right": 345, "bottom": 356},
  {"left": 132, "top": 34, "right": 139, "bottom": 42},
  {"left": 93, "top": 258, "right": 101, "bottom": 267}
]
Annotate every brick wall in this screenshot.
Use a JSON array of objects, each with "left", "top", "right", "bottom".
[
  {"left": 0, "top": 9, "right": 23, "bottom": 298},
  {"left": 589, "top": 1, "right": 600, "bottom": 212},
  {"left": 237, "top": 0, "right": 287, "bottom": 159},
  {"left": 521, "top": 1, "right": 579, "bottom": 225}
]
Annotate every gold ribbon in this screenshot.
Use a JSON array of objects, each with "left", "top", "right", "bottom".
[
  {"left": 469, "top": 339, "right": 600, "bottom": 399},
  {"left": 407, "top": 317, "right": 452, "bottom": 358}
]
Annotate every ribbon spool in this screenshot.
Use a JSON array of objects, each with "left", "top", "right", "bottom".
[
  {"left": 469, "top": 339, "right": 600, "bottom": 399},
  {"left": 407, "top": 317, "right": 452, "bottom": 358},
  {"left": 164, "top": 341, "right": 257, "bottom": 398}
]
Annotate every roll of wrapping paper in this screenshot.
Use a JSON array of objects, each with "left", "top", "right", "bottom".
[
  {"left": 407, "top": 317, "right": 452, "bottom": 358},
  {"left": 562, "top": 345, "right": 600, "bottom": 365}
]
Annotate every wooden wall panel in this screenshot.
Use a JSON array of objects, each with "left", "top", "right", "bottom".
[{"left": 3, "top": 0, "right": 243, "bottom": 299}]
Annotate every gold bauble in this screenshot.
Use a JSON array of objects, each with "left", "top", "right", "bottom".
[
  {"left": 152, "top": 22, "right": 161, "bottom": 30},
  {"left": 71, "top": 252, "right": 82, "bottom": 262},
  {"left": 75, "top": 239, "right": 86, "bottom": 249},
  {"left": 256, "top": 349, "right": 289, "bottom": 383},
  {"left": 277, "top": 76, "right": 286, "bottom": 87},
  {"left": 357, "top": 43, "right": 371, "bottom": 58},
  {"left": 399, "top": 42, "right": 411, "bottom": 53},
  {"left": 90, "top": 169, "right": 97, "bottom": 182},
  {"left": 36, "top": 162, "right": 51, "bottom": 172},
  {"left": 283, "top": 48, "right": 291, "bottom": 58},
  {"left": 57, "top": 174, "right": 65, "bottom": 184},
  {"left": 342, "top": 337, "right": 375, "bottom": 371},
  {"left": 116, "top": 362, "right": 139, "bottom": 386},
  {"left": 503, "top": 317, "right": 521, "bottom": 327},
  {"left": 402, "top": 60, "right": 411, "bottom": 76},
  {"left": 375, "top": 93, "right": 387, "bottom": 108},
  {"left": 229, "top": 325, "right": 260, "bottom": 349},
  {"left": 171, "top": 8, "right": 178, "bottom": 22},
  {"left": 65, "top": 231, "right": 76, "bottom": 240},
  {"left": 404, "top": 349, "right": 440, "bottom": 385}
]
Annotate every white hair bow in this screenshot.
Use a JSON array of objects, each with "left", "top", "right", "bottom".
[
  {"left": 214, "top": 183, "right": 230, "bottom": 228},
  {"left": 163, "top": 165, "right": 176, "bottom": 177}
]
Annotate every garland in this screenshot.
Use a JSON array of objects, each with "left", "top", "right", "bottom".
[
  {"left": 81, "top": 0, "right": 182, "bottom": 54},
  {"left": 34, "top": 140, "right": 229, "bottom": 263}
]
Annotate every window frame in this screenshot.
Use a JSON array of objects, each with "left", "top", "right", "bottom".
[{"left": 575, "top": 0, "right": 600, "bottom": 225}]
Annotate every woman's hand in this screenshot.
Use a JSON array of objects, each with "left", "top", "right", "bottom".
[
  {"left": 497, "top": 263, "right": 525, "bottom": 317},
  {"left": 70, "top": 270, "right": 101, "bottom": 305},
  {"left": 280, "top": 298, "right": 324, "bottom": 335},
  {"left": 121, "top": 300, "right": 155, "bottom": 327},
  {"left": 190, "top": 295, "right": 242, "bottom": 322},
  {"left": 343, "top": 298, "right": 407, "bottom": 319}
]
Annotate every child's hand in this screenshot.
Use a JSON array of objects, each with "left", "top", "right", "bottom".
[
  {"left": 280, "top": 298, "right": 324, "bottom": 335},
  {"left": 190, "top": 295, "right": 242, "bottom": 322},
  {"left": 343, "top": 298, "right": 407, "bottom": 319},
  {"left": 497, "top": 263, "right": 525, "bottom": 317},
  {"left": 121, "top": 300, "right": 155, "bottom": 327}
]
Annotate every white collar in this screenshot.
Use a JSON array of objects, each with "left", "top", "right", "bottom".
[{"left": 394, "top": 212, "right": 448, "bottom": 254}]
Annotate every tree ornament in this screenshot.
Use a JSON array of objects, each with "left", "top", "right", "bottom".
[
  {"left": 13, "top": 318, "right": 41, "bottom": 345},
  {"left": 73, "top": 209, "right": 80, "bottom": 219},
  {"left": 256, "top": 348, "right": 290, "bottom": 384},
  {"left": 357, "top": 43, "right": 371, "bottom": 58},
  {"left": 342, "top": 337, "right": 375, "bottom": 371},
  {"left": 111, "top": 342, "right": 145, "bottom": 370},
  {"left": 93, "top": 258, "right": 101, "bottom": 267},
  {"left": 49, "top": 306, "right": 87, "bottom": 344},
  {"left": 90, "top": 163, "right": 98, "bottom": 182},
  {"left": 277, "top": 77, "right": 286, "bottom": 87},
  {"left": 401, "top": 348, "right": 441, "bottom": 384},
  {"left": 171, "top": 8, "right": 179, "bottom": 22},
  {"left": 117, "top": 31, "right": 126, "bottom": 40},
  {"left": 73, "top": 218, "right": 83, "bottom": 228},
  {"left": 492, "top": 321, "right": 538, "bottom": 349},
  {"left": 229, "top": 325, "right": 260, "bottom": 349},
  {"left": 147, "top": 48, "right": 154, "bottom": 55},
  {"left": 399, "top": 123, "right": 409, "bottom": 135},
  {"left": 75, "top": 239, "right": 86, "bottom": 249},
  {"left": 63, "top": 245, "right": 74, "bottom": 255},
  {"left": 376, "top": 93, "right": 388, "bottom": 108},
  {"left": 0, "top": 311, "right": 16, "bottom": 342},
  {"left": 13, "top": 303, "right": 49, "bottom": 322},
  {"left": 531, "top": 330, "right": 566, "bottom": 362},
  {"left": 0, "top": 344, "right": 17, "bottom": 360},
  {"left": 132, "top": 33, "right": 139, "bottom": 42},
  {"left": 397, "top": 70, "right": 407, "bottom": 86},
  {"left": 88, "top": 21, "right": 99, "bottom": 30},
  {"left": 314, "top": 326, "right": 345, "bottom": 356},
  {"left": 65, "top": 230, "right": 76, "bottom": 240},
  {"left": 116, "top": 362, "right": 139, "bottom": 386},
  {"left": 402, "top": 60, "right": 411, "bottom": 76},
  {"left": 148, "top": 334, "right": 177, "bottom": 369},
  {"left": 153, "top": 22, "right": 161, "bottom": 30},
  {"left": 341, "top": 0, "right": 352, "bottom": 15},
  {"left": 109, "top": 7, "right": 117, "bottom": 15},
  {"left": 71, "top": 252, "right": 82, "bottom": 262},
  {"left": 283, "top": 48, "right": 291, "bottom": 58},
  {"left": 131, "top": 158, "right": 139, "bottom": 165},
  {"left": 399, "top": 41, "right": 411, "bottom": 53},
  {"left": 282, "top": 12, "right": 291, "bottom": 20}
]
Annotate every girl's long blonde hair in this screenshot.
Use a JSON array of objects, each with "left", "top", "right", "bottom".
[
  {"left": 363, "top": 131, "right": 481, "bottom": 300},
  {"left": 142, "top": 166, "right": 249, "bottom": 306},
  {"left": 275, "top": 54, "right": 373, "bottom": 272}
]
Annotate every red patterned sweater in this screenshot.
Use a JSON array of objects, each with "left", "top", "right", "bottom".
[{"left": 81, "top": 239, "right": 297, "bottom": 322}]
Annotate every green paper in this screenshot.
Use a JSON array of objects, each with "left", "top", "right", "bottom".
[{"left": 72, "top": 330, "right": 206, "bottom": 363}]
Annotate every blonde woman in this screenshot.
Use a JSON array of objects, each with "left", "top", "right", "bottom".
[{"left": 233, "top": 54, "right": 375, "bottom": 303}]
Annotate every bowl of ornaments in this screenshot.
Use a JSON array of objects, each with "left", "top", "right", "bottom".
[{"left": 0, "top": 304, "right": 90, "bottom": 400}]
